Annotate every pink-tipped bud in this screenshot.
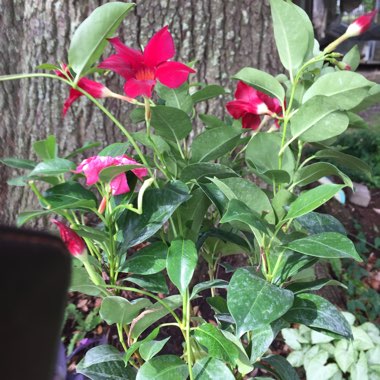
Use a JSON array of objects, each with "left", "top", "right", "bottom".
[
  {"left": 345, "top": 10, "right": 377, "bottom": 37},
  {"left": 98, "top": 196, "right": 107, "bottom": 214},
  {"left": 51, "top": 219, "right": 86, "bottom": 257}
]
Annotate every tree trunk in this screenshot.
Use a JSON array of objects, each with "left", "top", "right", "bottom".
[{"left": 0, "top": 0, "right": 280, "bottom": 226}]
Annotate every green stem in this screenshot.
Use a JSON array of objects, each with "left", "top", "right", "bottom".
[
  {"left": 183, "top": 289, "right": 194, "bottom": 380},
  {"left": 117, "top": 323, "right": 128, "bottom": 352}
]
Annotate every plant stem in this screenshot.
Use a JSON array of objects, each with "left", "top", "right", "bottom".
[{"left": 183, "top": 289, "right": 194, "bottom": 380}]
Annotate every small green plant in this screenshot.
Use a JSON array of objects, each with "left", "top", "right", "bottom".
[{"left": 283, "top": 313, "right": 380, "bottom": 380}]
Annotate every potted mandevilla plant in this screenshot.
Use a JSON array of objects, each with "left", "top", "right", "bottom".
[{"left": 1, "top": 1, "right": 377, "bottom": 379}]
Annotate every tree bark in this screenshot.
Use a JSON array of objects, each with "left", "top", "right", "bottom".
[{"left": 0, "top": 0, "right": 280, "bottom": 226}]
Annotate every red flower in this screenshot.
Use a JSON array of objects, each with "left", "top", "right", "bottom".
[
  {"left": 51, "top": 219, "right": 86, "bottom": 257},
  {"left": 226, "top": 81, "right": 282, "bottom": 130},
  {"left": 74, "top": 155, "right": 148, "bottom": 196},
  {"left": 98, "top": 26, "right": 196, "bottom": 98},
  {"left": 345, "top": 10, "right": 377, "bottom": 37},
  {"left": 56, "top": 64, "right": 111, "bottom": 115}
]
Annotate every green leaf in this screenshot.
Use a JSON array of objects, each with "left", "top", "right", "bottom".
[
  {"left": 295, "top": 211, "right": 346, "bottom": 235},
  {"left": 133, "top": 131, "right": 171, "bottom": 153},
  {"left": 136, "top": 355, "right": 188, "bottom": 380},
  {"left": 314, "top": 149, "right": 371, "bottom": 178},
  {"left": 180, "top": 163, "right": 237, "bottom": 183},
  {"left": 303, "top": 71, "right": 372, "bottom": 110},
  {"left": 191, "top": 84, "right": 225, "bottom": 103},
  {"left": 190, "top": 279, "right": 228, "bottom": 300},
  {"left": 284, "top": 184, "right": 345, "bottom": 221},
  {"left": 192, "top": 357, "right": 235, "bottom": 380},
  {"left": 194, "top": 323, "right": 239, "bottom": 365},
  {"left": 120, "top": 181, "right": 190, "bottom": 248},
  {"left": 139, "top": 337, "right": 170, "bottom": 362},
  {"left": 191, "top": 126, "right": 241, "bottom": 163},
  {"left": 227, "top": 268, "right": 294, "bottom": 337},
  {"left": 233, "top": 67, "right": 285, "bottom": 101},
  {"left": 126, "top": 273, "right": 169, "bottom": 294},
  {"left": 261, "top": 354, "right": 300, "bottom": 380},
  {"left": 33, "top": 135, "right": 57, "bottom": 160},
  {"left": 7, "top": 176, "right": 28, "bottom": 186},
  {"left": 65, "top": 141, "right": 101, "bottom": 159},
  {"left": 283, "top": 293, "right": 352, "bottom": 339},
  {"left": 286, "top": 279, "right": 346, "bottom": 294},
  {"left": 270, "top": 0, "right": 313, "bottom": 71},
  {"left": 29, "top": 158, "right": 75, "bottom": 176},
  {"left": 100, "top": 296, "right": 152, "bottom": 325},
  {"left": 246, "top": 132, "right": 295, "bottom": 184},
  {"left": 344, "top": 45, "right": 360, "bottom": 71},
  {"left": 199, "top": 114, "right": 225, "bottom": 129},
  {"left": 99, "top": 164, "right": 145, "bottom": 183},
  {"left": 44, "top": 181, "right": 97, "bottom": 209},
  {"left": 68, "top": 2, "right": 135, "bottom": 79},
  {"left": 156, "top": 82, "right": 193, "bottom": 113},
  {"left": 250, "top": 324, "right": 276, "bottom": 363},
  {"left": 0, "top": 157, "right": 36, "bottom": 170},
  {"left": 283, "top": 232, "right": 362, "bottom": 261},
  {"left": 292, "top": 162, "right": 352, "bottom": 188},
  {"left": 120, "top": 242, "right": 167, "bottom": 275},
  {"left": 167, "top": 239, "right": 198, "bottom": 295},
  {"left": 150, "top": 105, "right": 192, "bottom": 141},
  {"left": 289, "top": 97, "right": 349, "bottom": 143},
  {"left": 98, "top": 142, "right": 130, "bottom": 157},
  {"left": 77, "top": 345, "right": 136, "bottom": 380},
  {"left": 70, "top": 266, "right": 105, "bottom": 296},
  {"left": 36, "top": 63, "right": 60, "bottom": 71},
  {"left": 72, "top": 225, "right": 108, "bottom": 243},
  {"left": 130, "top": 295, "right": 182, "bottom": 339}
]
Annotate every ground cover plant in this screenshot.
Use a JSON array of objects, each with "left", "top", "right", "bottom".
[{"left": 1, "top": 1, "right": 378, "bottom": 379}]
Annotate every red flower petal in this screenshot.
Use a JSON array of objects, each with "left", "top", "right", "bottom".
[
  {"left": 346, "top": 10, "right": 377, "bottom": 36},
  {"left": 155, "top": 61, "right": 195, "bottom": 88},
  {"left": 63, "top": 88, "right": 82, "bottom": 116},
  {"left": 51, "top": 219, "right": 86, "bottom": 257},
  {"left": 226, "top": 100, "right": 250, "bottom": 119},
  {"left": 98, "top": 54, "right": 138, "bottom": 80},
  {"left": 235, "top": 81, "right": 260, "bottom": 103},
  {"left": 242, "top": 113, "right": 261, "bottom": 130},
  {"left": 124, "top": 78, "right": 156, "bottom": 98},
  {"left": 143, "top": 26, "right": 175, "bottom": 67},
  {"left": 78, "top": 77, "right": 107, "bottom": 98},
  {"left": 110, "top": 174, "right": 130, "bottom": 195}
]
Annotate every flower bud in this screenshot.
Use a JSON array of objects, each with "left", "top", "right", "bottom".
[
  {"left": 345, "top": 10, "right": 377, "bottom": 38},
  {"left": 51, "top": 219, "right": 87, "bottom": 258}
]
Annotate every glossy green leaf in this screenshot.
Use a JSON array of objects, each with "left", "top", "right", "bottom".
[
  {"left": 343, "top": 45, "right": 360, "bottom": 71},
  {"left": 99, "top": 164, "right": 145, "bottom": 183},
  {"left": 130, "top": 295, "right": 182, "bottom": 339},
  {"left": 233, "top": 67, "right": 285, "bottom": 101},
  {"left": 286, "top": 278, "right": 346, "bottom": 294},
  {"left": 120, "top": 181, "right": 190, "bottom": 248},
  {"left": 194, "top": 323, "right": 239, "bottom": 365},
  {"left": 65, "top": 141, "right": 101, "bottom": 159},
  {"left": 198, "top": 182, "right": 228, "bottom": 216},
  {"left": 33, "top": 135, "right": 57, "bottom": 160},
  {"left": 246, "top": 132, "right": 295, "bottom": 183},
  {"left": 270, "top": 0, "right": 313, "bottom": 70},
  {"left": 191, "top": 84, "right": 225, "bottom": 103},
  {"left": 180, "top": 163, "right": 237, "bottom": 183},
  {"left": 100, "top": 296, "right": 152, "bottom": 325},
  {"left": 68, "top": 2, "right": 135, "bottom": 79},
  {"left": 132, "top": 131, "right": 171, "bottom": 153},
  {"left": 314, "top": 149, "right": 371, "bottom": 178},
  {"left": 303, "top": 71, "right": 371, "bottom": 110},
  {"left": 192, "top": 357, "right": 235, "bottom": 380},
  {"left": 70, "top": 266, "right": 105, "bottom": 296},
  {"left": 72, "top": 225, "right": 108, "bottom": 243},
  {"left": 284, "top": 184, "right": 345, "bottom": 221},
  {"left": 6, "top": 176, "right": 28, "bottom": 186},
  {"left": 126, "top": 273, "right": 169, "bottom": 294},
  {"left": 261, "top": 354, "right": 300, "bottom": 380},
  {"left": 191, "top": 126, "right": 241, "bottom": 163},
  {"left": 190, "top": 279, "right": 228, "bottom": 300},
  {"left": 283, "top": 232, "right": 362, "bottom": 261},
  {"left": 44, "top": 181, "right": 97, "bottom": 209},
  {"left": 98, "top": 142, "right": 130, "bottom": 157},
  {"left": 151, "top": 105, "right": 192, "bottom": 141},
  {"left": 292, "top": 162, "right": 352, "bottom": 188},
  {"left": 156, "top": 82, "right": 193, "bottom": 113},
  {"left": 295, "top": 211, "right": 346, "bottom": 235},
  {"left": 29, "top": 158, "right": 75, "bottom": 176},
  {"left": 283, "top": 293, "right": 352, "bottom": 339},
  {"left": 167, "top": 239, "right": 198, "bottom": 295},
  {"left": 120, "top": 242, "right": 167, "bottom": 275},
  {"left": 0, "top": 157, "right": 36, "bottom": 170},
  {"left": 77, "top": 345, "right": 136, "bottom": 380},
  {"left": 36, "top": 63, "right": 60, "bottom": 71},
  {"left": 139, "top": 337, "right": 170, "bottom": 362},
  {"left": 136, "top": 355, "right": 188, "bottom": 380},
  {"left": 250, "top": 323, "right": 282, "bottom": 363},
  {"left": 289, "top": 96, "right": 349, "bottom": 143},
  {"left": 227, "top": 268, "right": 294, "bottom": 337},
  {"left": 199, "top": 114, "right": 225, "bottom": 129}
]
